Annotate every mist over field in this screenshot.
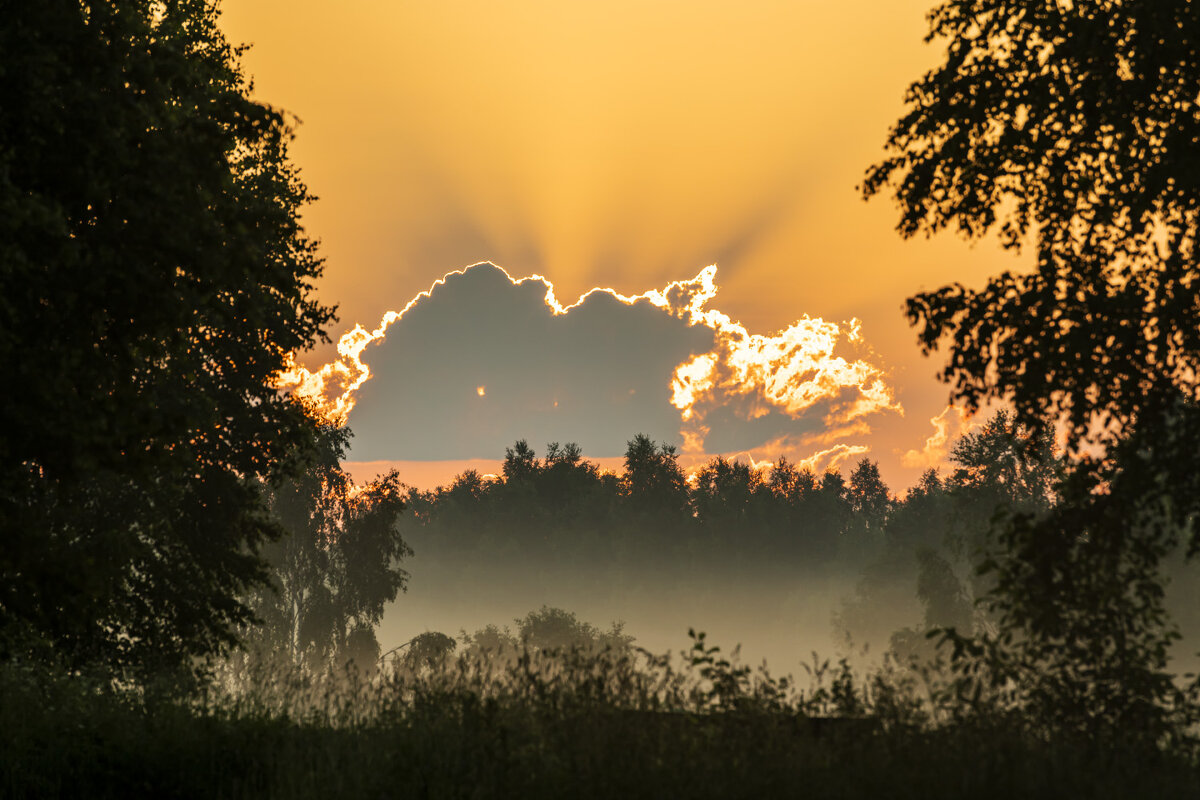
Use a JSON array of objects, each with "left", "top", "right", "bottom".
[
  {"left": 374, "top": 426, "right": 1200, "bottom": 680},
  {"left": 383, "top": 535, "right": 1200, "bottom": 678},
  {"left": 383, "top": 540, "right": 871, "bottom": 672}
]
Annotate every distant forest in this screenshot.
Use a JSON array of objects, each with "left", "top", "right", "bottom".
[
  {"left": 236, "top": 411, "right": 1058, "bottom": 673},
  {"left": 284, "top": 414, "right": 1056, "bottom": 663},
  {"left": 402, "top": 416, "right": 1054, "bottom": 574}
]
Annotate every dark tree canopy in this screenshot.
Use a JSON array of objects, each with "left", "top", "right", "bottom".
[
  {"left": 244, "top": 428, "right": 408, "bottom": 673},
  {"left": 866, "top": 0, "right": 1200, "bottom": 737},
  {"left": 622, "top": 434, "right": 689, "bottom": 519},
  {"left": 847, "top": 459, "right": 891, "bottom": 534},
  {"left": 947, "top": 410, "right": 1060, "bottom": 508},
  {"left": 864, "top": 0, "right": 1200, "bottom": 443},
  {"left": 0, "top": 1, "right": 334, "bottom": 676}
]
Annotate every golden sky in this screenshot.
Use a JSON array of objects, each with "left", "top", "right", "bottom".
[{"left": 222, "top": 0, "right": 1029, "bottom": 491}]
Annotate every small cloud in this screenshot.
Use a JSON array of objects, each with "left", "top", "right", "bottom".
[
  {"left": 797, "top": 443, "right": 870, "bottom": 474},
  {"left": 669, "top": 301, "right": 901, "bottom": 455},
  {"left": 900, "top": 405, "right": 983, "bottom": 470}
]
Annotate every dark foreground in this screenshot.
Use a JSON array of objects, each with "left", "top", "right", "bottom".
[{"left": 4, "top": 651, "right": 1198, "bottom": 800}]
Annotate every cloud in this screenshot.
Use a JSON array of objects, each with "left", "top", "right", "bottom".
[
  {"left": 278, "top": 263, "right": 901, "bottom": 462},
  {"left": 796, "top": 443, "right": 872, "bottom": 474},
  {"left": 669, "top": 307, "right": 900, "bottom": 455},
  {"left": 899, "top": 405, "right": 983, "bottom": 471}
]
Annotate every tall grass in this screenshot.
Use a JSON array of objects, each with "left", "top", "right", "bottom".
[{"left": 4, "top": 635, "right": 1199, "bottom": 799}]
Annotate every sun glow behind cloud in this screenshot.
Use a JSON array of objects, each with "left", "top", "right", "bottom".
[
  {"left": 221, "top": 0, "right": 1037, "bottom": 491},
  {"left": 277, "top": 264, "right": 899, "bottom": 463}
]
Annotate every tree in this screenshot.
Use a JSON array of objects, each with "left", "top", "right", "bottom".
[
  {"left": 808, "top": 469, "right": 852, "bottom": 560},
  {"left": 397, "top": 631, "right": 457, "bottom": 671},
  {"left": 889, "top": 548, "right": 974, "bottom": 666},
  {"left": 887, "top": 468, "right": 949, "bottom": 550},
  {"left": 942, "top": 410, "right": 1063, "bottom": 590},
  {"left": 621, "top": 434, "right": 689, "bottom": 519},
  {"left": 847, "top": 458, "right": 891, "bottom": 535},
  {"left": 965, "top": 435, "right": 1188, "bottom": 741},
  {"left": 865, "top": 0, "right": 1200, "bottom": 739},
  {"left": 246, "top": 427, "right": 409, "bottom": 672},
  {"left": 502, "top": 440, "right": 540, "bottom": 485},
  {"left": 864, "top": 0, "right": 1200, "bottom": 445},
  {"left": 767, "top": 456, "right": 816, "bottom": 506},
  {"left": 0, "top": 1, "right": 334, "bottom": 678},
  {"left": 539, "top": 441, "right": 606, "bottom": 520},
  {"left": 514, "top": 606, "right": 632, "bottom": 654},
  {"left": 946, "top": 411, "right": 1060, "bottom": 510},
  {"left": 692, "top": 456, "right": 765, "bottom": 529}
]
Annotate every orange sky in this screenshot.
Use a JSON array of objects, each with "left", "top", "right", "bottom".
[{"left": 221, "top": 0, "right": 1029, "bottom": 492}]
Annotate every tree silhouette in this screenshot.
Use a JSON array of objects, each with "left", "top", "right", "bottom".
[
  {"left": 502, "top": 440, "right": 540, "bottom": 485},
  {"left": 864, "top": 0, "right": 1200, "bottom": 446},
  {"left": 942, "top": 411, "right": 1063, "bottom": 600},
  {"left": 945, "top": 411, "right": 1060, "bottom": 511},
  {"left": 398, "top": 631, "right": 457, "bottom": 671},
  {"left": 540, "top": 441, "right": 607, "bottom": 521},
  {"left": 866, "top": 0, "right": 1200, "bottom": 738},
  {"left": 693, "top": 456, "right": 766, "bottom": 529},
  {"left": 0, "top": 1, "right": 333, "bottom": 678},
  {"left": 847, "top": 459, "right": 891, "bottom": 536},
  {"left": 514, "top": 606, "right": 632, "bottom": 654},
  {"left": 247, "top": 427, "right": 409, "bottom": 672},
  {"left": 886, "top": 469, "right": 949, "bottom": 551},
  {"left": 843, "top": 415, "right": 1060, "bottom": 666},
  {"left": 767, "top": 456, "right": 816, "bottom": 507},
  {"left": 809, "top": 470, "right": 852, "bottom": 561},
  {"left": 621, "top": 434, "right": 689, "bottom": 521}
]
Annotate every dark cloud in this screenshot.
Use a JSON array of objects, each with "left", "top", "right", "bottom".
[
  {"left": 291, "top": 262, "right": 902, "bottom": 466},
  {"left": 695, "top": 401, "right": 833, "bottom": 455},
  {"left": 346, "top": 264, "right": 716, "bottom": 460}
]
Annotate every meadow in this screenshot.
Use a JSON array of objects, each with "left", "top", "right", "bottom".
[{"left": 6, "top": 636, "right": 1200, "bottom": 799}]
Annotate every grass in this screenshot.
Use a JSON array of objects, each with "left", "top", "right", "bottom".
[{"left": 4, "top": 638, "right": 1200, "bottom": 799}]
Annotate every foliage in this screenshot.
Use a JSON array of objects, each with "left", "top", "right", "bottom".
[
  {"left": 6, "top": 642, "right": 1200, "bottom": 799},
  {"left": 846, "top": 413, "right": 1063, "bottom": 665},
  {"left": 847, "top": 458, "right": 892, "bottom": 535},
  {"left": 941, "top": 410, "right": 1063, "bottom": 599},
  {"left": 692, "top": 456, "right": 766, "bottom": 529},
  {"left": 394, "top": 631, "right": 457, "bottom": 671},
  {"left": 459, "top": 624, "right": 521, "bottom": 658},
  {"left": 866, "top": 0, "right": 1200, "bottom": 740},
  {"left": 400, "top": 435, "right": 871, "bottom": 574},
  {"left": 452, "top": 608, "right": 633, "bottom": 665},
  {"left": 515, "top": 606, "right": 633, "bottom": 654},
  {"left": 863, "top": 0, "right": 1200, "bottom": 444},
  {"left": 942, "top": 423, "right": 1197, "bottom": 745},
  {"left": 947, "top": 411, "right": 1060, "bottom": 510},
  {"left": 621, "top": 434, "right": 690, "bottom": 520},
  {"left": 240, "top": 427, "right": 409, "bottom": 673},
  {"left": 0, "top": 0, "right": 333, "bottom": 678}
]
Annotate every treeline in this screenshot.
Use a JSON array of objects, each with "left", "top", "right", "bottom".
[
  {"left": 395, "top": 415, "right": 1056, "bottom": 633},
  {"left": 405, "top": 419, "right": 1055, "bottom": 567},
  {"left": 230, "top": 411, "right": 1061, "bottom": 675},
  {"left": 321, "top": 412, "right": 1060, "bottom": 662}
]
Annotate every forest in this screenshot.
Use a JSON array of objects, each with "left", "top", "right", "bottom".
[
  {"left": 6, "top": 1, "right": 1200, "bottom": 797},
  {"left": 385, "top": 419, "right": 1057, "bottom": 667}
]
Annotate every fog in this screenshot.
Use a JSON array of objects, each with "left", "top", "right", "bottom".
[
  {"left": 371, "top": 421, "right": 1200, "bottom": 682},
  {"left": 380, "top": 553, "right": 882, "bottom": 674}
]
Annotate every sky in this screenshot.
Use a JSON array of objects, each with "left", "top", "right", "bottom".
[{"left": 221, "top": 0, "right": 1029, "bottom": 492}]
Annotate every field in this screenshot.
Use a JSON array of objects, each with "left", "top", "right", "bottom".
[{"left": 6, "top": 640, "right": 1199, "bottom": 800}]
